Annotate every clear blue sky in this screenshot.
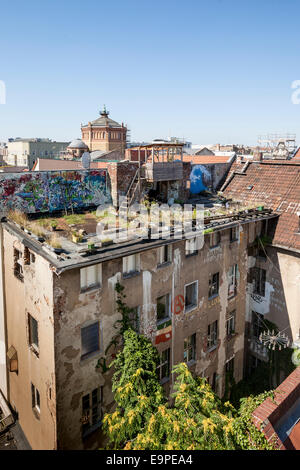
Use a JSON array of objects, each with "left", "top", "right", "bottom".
[{"left": 1, "top": 0, "right": 300, "bottom": 145}]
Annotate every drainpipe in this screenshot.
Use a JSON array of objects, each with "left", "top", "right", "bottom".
[
  {"left": 171, "top": 271, "right": 175, "bottom": 391},
  {"left": 0, "top": 223, "right": 8, "bottom": 398}
]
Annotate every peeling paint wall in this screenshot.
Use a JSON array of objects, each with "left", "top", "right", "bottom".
[{"left": 3, "top": 229, "right": 56, "bottom": 449}]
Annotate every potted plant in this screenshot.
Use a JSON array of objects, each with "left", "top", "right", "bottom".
[
  {"left": 72, "top": 231, "right": 83, "bottom": 243},
  {"left": 50, "top": 221, "right": 58, "bottom": 232},
  {"left": 101, "top": 237, "right": 113, "bottom": 247}
]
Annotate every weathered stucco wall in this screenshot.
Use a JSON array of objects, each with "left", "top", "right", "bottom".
[
  {"left": 3, "top": 229, "right": 57, "bottom": 449},
  {"left": 53, "top": 222, "right": 253, "bottom": 449}
]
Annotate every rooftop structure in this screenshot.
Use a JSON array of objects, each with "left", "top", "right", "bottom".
[{"left": 81, "top": 106, "right": 127, "bottom": 154}]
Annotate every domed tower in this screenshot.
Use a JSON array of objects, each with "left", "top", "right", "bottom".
[
  {"left": 67, "top": 139, "right": 89, "bottom": 159},
  {"left": 81, "top": 106, "right": 127, "bottom": 155}
]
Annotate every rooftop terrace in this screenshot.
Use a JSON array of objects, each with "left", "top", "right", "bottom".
[{"left": 2, "top": 199, "right": 278, "bottom": 273}]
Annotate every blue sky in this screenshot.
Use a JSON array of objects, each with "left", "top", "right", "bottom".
[{"left": 1, "top": 0, "right": 300, "bottom": 145}]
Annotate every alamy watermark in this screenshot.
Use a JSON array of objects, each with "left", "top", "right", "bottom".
[
  {"left": 0, "top": 80, "right": 6, "bottom": 104},
  {"left": 95, "top": 199, "right": 205, "bottom": 252}
]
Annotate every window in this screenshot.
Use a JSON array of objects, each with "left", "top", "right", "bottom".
[
  {"left": 24, "top": 247, "right": 35, "bottom": 265},
  {"left": 230, "top": 226, "right": 239, "bottom": 242},
  {"left": 208, "top": 273, "right": 219, "bottom": 298},
  {"left": 82, "top": 387, "right": 103, "bottom": 438},
  {"left": 80, "top": 264, "right": 102, "bottom": 291},
  {"left": 228, "top": 264, "right": 238, "bottom": 298},
  {"left": 207, "top": 320, "right": 218, "bottom": 350},
  {"left": 28, "top": 314, "right": 39, "bottom": 352},
  {"left": 184, "top": 334, "right": 196, "bottom": 363},
  {"left": 81, "top": 322, "right": 100, "bottom": 360},
  {"left": 157, "top": 294, "right": 171, "bottom": 323},
  {"left": 128, "top": 306, "right": 140, "bottom": 333},
  {"left": 31, "top": 383, "right": 40, "bottom": 414},
  {"left": 14, "top": 248, "right": 24, "bottom": 281},
  {"left": 252, "top": 267, "right": 266, "bottom": 296},
  {"left": 123, "top": 254, "right": 140, "bottom": 276},
  {"left": 252, "top": 311, "right": 263, "bottom": 338},
  {"left": 158, "top": 245, "right": 172, "bottom": 265},
  {"left": 184, "top": 281, "right": 198, "bottom": 312},
  {"left": 226, "top": 311, "right": 236, "bottom": 337},
  {"left": 211, "top": 372, "right": 217, "bottom": 393},
  {"left": 225, "top": 357, "right": 234, "bottom": 374},
  {"left": 210, "top": 231, "right": 221, "bottom": 248},
  {"left": 157, "top": 348, "right": 170, "bottom": 382},
  {"left": 185, "top": 237, "right": 198, "bottom": 256}
]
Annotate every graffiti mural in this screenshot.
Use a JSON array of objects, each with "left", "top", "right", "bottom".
[
  {"left": 0, "top": 170, "right": 112, "bottom": 214},
  {"left": 190, "top": 165, "right": 212, "bottom": 194}
]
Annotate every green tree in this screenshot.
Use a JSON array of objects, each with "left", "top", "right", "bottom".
[{"left": 103, "top": 329, "right": 276, "bottom": 450}]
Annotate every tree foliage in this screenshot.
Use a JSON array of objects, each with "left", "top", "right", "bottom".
[{"left": 103, "top": 329, "right": 276, "bottom": 450}]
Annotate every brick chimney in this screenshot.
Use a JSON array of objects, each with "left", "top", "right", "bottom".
[{"left": 253, "top": 146, "right": 263, "bottom": 162}]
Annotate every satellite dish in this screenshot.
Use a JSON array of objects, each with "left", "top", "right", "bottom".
[{"left": 81, "top": 152, "right": 91, "bottom": 169}]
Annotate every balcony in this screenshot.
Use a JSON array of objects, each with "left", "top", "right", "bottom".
[{"left": 144, "top": 161, "right": 183, "bottom": 182}]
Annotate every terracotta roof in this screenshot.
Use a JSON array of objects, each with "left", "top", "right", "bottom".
[
  {"left": 252, "top": 366, "right": 300, "bottom": 450},
  {"left": 222, "top": 161, "right": 300, "bottom": 251},
  {"left": 33, "top": 158, "right": 109, "bottom": 171},
  {"left": 182, "top": 154, "right": 233, "bottom": 164}
]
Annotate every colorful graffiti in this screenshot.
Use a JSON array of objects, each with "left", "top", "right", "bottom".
[
  {"left": 190, "top": 165, "right": 212, "bottom": 194},
  {"left": 0, "top": 170, "right": 112, "bottom": 214}
]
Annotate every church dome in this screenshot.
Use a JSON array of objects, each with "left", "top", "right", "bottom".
[{"left": 68, "top": 139, "right": 89, "bottom": 149}]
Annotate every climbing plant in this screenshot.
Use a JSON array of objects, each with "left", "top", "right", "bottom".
[{"left": 103, "top": 329, "right": 277, "bottom": 450}]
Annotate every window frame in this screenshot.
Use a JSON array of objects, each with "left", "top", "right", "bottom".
[
  {"left": 156, "top": 294, "right": 171, "bottom": 325},
  {"left": 184, "top": 280, "right": 198, "bottom": 313},
  {"left": 226, "top": 310, "right": 236, "bottom": 337},
  {"left": 158, "top": 244, "right": 172, "bottom": 266},
  {"left": 207, "top": 320, "right": 218, "bottom": 350},
  {"left": 185, "top": 237, "right": 198, "bottom": 256},
  {"left": 157, "top": 348, "right": 170, "bottom": 383},
  {"left": 31, "top": 383, "right": 40, "bottom": 415},
  {"left": 80, "top": 263, "right": 102, "bottom": 292},
  {"left": 228, "top": 264, "right": 238, "bottom": 298},
  {"left": 252, "top": 267, "right": 266, "bottom": 297},
  {"left": 230, "top": 226, "right": 239, "bottom": 242},
  {"left": 14, "top": 248, "right": 24, "bottom": 282},
  {"left": 183, "top": 333, "right": 196, "bottom": 364},
  {"left": 28, "top": 313, "right": 39, "bottom": 354},
  {"left": 122, "top": 254, "right": 140, "bottom": 278},
  {"left": 209, "top": 231, "right": 221, "bottom": 248},
  {"left": 208, "top": 272, "right": 219, "bottom": 299},
  {"left": 80, "top": 321, "right": 101, "bottom": 361},
  {"left": 81, "top": 387, "right": 103, "bottom": 439}
]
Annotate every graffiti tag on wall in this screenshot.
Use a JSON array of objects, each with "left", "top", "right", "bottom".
[{"left": 0, "top": 170, "right": 112, "bottom": 214}]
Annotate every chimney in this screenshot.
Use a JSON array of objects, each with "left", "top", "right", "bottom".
[{"left": 253, "top": 146, "right": 263, "bottom": 162}]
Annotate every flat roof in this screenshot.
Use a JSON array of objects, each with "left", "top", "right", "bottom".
[{"left": 2, "top": 209, "right": 278, "bottom": 275}]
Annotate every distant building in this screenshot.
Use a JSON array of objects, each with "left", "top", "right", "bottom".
[
  {"left": 81, "top": 106, "right": 127, "bottom": 155},
  {"left": 5, "top": 138, "right": 69, "bottom": 170}
]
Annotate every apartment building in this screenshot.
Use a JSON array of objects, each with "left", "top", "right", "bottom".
[
  {"left": 0, "top": 205, "right": 276, "bottom": 449},
  {"left": 222, "top": 159, "right": 300, "bottom": 373},
  {"left": 5, "top": 139, "right": 69, "bottom": 170}
]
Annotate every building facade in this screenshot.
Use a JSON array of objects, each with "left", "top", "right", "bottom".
[
  {"left": 0, "top": 206, "right": 274, "bottom": 449},
  {"left": 5, "top": 139, "right": 69, "bottom": 170},
  {"left": 81, "top": 107, "right": 127, "bottom": 155}
]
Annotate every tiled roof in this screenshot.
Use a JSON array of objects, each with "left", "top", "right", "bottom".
[
  {"left": 182, "top": 154, "right": 234, "bottom": 164},
  {"left": 252, "top": 366, "right": 300, "bottom": 450},
  {"left": 222, "top": 161, "right": 300, "bottom": 251},
  {"left": 33, "top": 158, "right": 109, "bottom": 171}
]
